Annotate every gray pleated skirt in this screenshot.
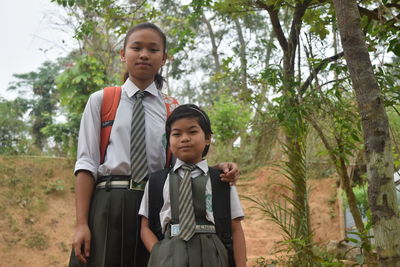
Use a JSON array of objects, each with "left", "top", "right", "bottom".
[
  {"left": 148, "top": 233, "right": 228, "bottom": 267},
  {"left": 68, "top": 188, "right": 149, "bottom": 267}
]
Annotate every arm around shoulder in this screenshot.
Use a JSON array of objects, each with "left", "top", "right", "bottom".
[{"left": 212, "top": 162, "right": 239, "bottom": 185}]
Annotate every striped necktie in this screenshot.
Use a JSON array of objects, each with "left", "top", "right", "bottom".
[
  {"left": 130, "top": 90, "right": 148, "bottom": 183},
  {"left": 179, "top": 163, "right": 197, "bottom": 241}
]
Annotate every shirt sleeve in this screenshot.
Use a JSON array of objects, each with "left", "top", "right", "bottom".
[
  {"left": 230, "top": 185, "right": 244, "bottom": 220},
  {"left": 74, "top": 91, "right": 102, "bottom": 180},
  {"left": 139, "top": 182, "right": 149, "bottom": 218}
]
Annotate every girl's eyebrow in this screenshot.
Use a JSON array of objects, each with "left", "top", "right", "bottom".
[
  {"left": 130, "top": 41, "right": 161, "bottom": 47},
  {"left": 171, "top": 125, "right": 199, "bottom": 131}
]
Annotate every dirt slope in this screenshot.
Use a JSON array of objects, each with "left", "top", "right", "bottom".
[
  {"left": 0, "top": 157, "right": 342, "bottom": 267},
  {"left": 239, "top": 166, "right": 342, "bottom": 265}
]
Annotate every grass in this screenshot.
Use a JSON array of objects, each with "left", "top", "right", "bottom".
[
  {"left": 26, "top": 231, "right": 49, "bottom": 250},
  {"left": 0, "top": 155, "right": 75, "bottom": 248}
]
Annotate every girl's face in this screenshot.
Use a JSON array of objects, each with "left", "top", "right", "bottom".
[
  {"left": 169, "top": 117, "right": 211, "bottom": 164},
  {"left": 120, "top": 28, "right": 167, "bottom": 88}
]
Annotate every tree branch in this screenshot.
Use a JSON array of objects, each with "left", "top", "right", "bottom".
[
  {"left": 255, "top": 1, "right": 288, "bottom": 52},
  {"left": 286, "top": 0, "right": 312, "bottom": 76},
  {"left": 202, "top": 14, "right": 221, "bottom": 72},
  {"left": 358, "top": 4, "right": 400, "bottom": 30},
  {"left": 300, "top": 52, "right": 345, "bottom": 95}
]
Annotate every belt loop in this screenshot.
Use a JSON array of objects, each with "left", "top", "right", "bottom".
[
  {"left": 129, "top": 179, "right": 133, "bottom": 190},
  {"left": 105, "top": 176, "right": 112, "bottom": 192}
]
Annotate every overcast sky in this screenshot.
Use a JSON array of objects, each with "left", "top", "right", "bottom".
[{"left": 1, "top": 0, "right": 75, "bottom": 100}]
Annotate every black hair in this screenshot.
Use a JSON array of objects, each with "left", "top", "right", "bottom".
[
  {"left": 122, "top": 22, "right": 166, "bottom": 89},
  {"left": 166, "top": 104, "right": 213, "bottom": 157}
]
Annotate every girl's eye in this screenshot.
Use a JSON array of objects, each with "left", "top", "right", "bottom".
[
  {"left": 151, "top": 48, "right": 160, "bottom": 52},
  {"left": 172, "top": 133, "right": 180, "bottom": 136},
  {"left": 190, "top": 131, "right": 198, "bottom": 134},
  {"left": 132, "top": 46, "right": 141, "bottom": 51}
]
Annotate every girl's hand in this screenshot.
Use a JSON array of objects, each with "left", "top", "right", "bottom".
[
  {"left": 72, "top": 224, "right": 91, "bottom": 263},
  {"left": 217, "top": 162, "right": 239, "bottom": 185}
]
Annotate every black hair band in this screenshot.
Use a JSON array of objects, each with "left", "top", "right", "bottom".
[{"left": 186, "top": 107, "right": 209, "bottom": 123}]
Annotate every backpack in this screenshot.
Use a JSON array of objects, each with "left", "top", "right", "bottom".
[{"left": 99, "top": 86, "right": 179, "bottom": 166}]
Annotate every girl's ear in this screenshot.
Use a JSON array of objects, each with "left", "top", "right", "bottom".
[
  {"left": 120, "top": 49, "right": 126, "bottom": 62},
  {"left": 205, "top": 134, "right": 211, "bottom": 145},
  {"left": 161, "top": 53, "right": 167, "bottom": 66}
]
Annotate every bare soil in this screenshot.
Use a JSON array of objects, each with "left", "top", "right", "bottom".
[
  {"left": 0, "top": 157, "right": 342, "bottom": 267},
  {"left": 239, "top": 166, "right": 343, "bottom": 265}
]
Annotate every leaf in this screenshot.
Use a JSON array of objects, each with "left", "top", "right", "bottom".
[
  {"left": 345, "top": 237, "right": 359, "bottom": 243},
  {"left": 355, "top": 254, "right": 364, "bottom": 265}
]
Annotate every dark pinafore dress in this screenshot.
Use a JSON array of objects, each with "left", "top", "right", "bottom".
[
  {"left": 147, "top": 172, "right": 229, "bottom": 267},
  {"left": 68, "top": 176, "right": 149, "bottom": 267}
]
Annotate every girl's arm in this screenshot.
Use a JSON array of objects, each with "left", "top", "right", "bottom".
[
  {"left": 213, "top": 162, "right": 239, "bottom": 185},
  {"left": 141, "top": 217, "right": 159, "bottom": 252},
  {"left": 72, "top": 170, "right": 95, "bottom": 263},
  {"left": 232, "top": 218, "right": 246, "bottom": 267}
]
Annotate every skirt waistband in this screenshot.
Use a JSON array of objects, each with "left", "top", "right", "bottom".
[{"left": 96, "top": 176, "right": 146, "bottom": 191}]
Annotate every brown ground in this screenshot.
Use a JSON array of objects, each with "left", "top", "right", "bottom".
[
  {"left": 0, "top": 157, "right": 342, "bottom": 267},
  {"left": 239, "top": 166, "right": 343, "bottom": 265}
]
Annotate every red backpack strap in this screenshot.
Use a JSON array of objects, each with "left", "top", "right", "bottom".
[
  {"left": 162, "top": 93, "right": 179, "bottom": 168},
  {"left": 100, "top": 86, "right": 122, "bottom": 164}
]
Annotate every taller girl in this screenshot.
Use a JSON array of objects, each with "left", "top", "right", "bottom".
[{"left": 69, "top": 23, "right": 238, "bottom": 267}]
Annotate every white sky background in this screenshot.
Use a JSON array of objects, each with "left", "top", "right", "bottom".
[{"left": 0, "top": 0, "right": 75, "bottom": 100}]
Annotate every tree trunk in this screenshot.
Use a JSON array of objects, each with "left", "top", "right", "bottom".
[
  {"left": 308, "top": 118, "right": 370, "bottom": 249},
  {"left": 333, "top": 0, "right": 400, "bottom": 265},
  {"left": 202, "top": 14, "right": 221, "bottom": 73},
  {"left": 233, "top": 17, "right": 248, "bottom": 94},
  {"left": 256, "top": 0, "right": 314, "bottom": 256}
]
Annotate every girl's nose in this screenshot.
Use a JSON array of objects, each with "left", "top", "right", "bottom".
[
  {"left": 182, "top": 135, "right": 191, "bottom": 142},
  {"left": 139, "top": 50, "right": 150, "bottom": 59}
]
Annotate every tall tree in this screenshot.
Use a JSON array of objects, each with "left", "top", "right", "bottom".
[
  {"left": 0, "top": 97, "right": 30, "bottom": 154},
  {"left": 8, "top": 61, "right": 61, "bottom": 151},
  {"left": 333, "top": 0, "right": 400, "bottom": 265}
]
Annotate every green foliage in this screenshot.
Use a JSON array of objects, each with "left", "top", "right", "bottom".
[
  {"left": 207, "top": 95, "right": 251, "bottom": 145},
  {"left": 52, "top": 55, "right": 109, "bottom": 154},
  {"left": 375, "top": 63, "right": 400, "bottom": 109},
  {"left": 346, "top": 211, "right": 374, "bottom": 265},
  {"left": 303, "top": 6, "right": 331, "bottom": 40},
  {"left": 9, "top": 61, "right": 62, "bottom": 151},
  {"left": 388, "top": 107, "right": 400, "bottom": 168},
  {"left": 53, "top": 0, "right": 156, "bottom": 41},
  {"left": 342, "top": 185, "right": 369, "bottom": 218},
  {"left": 57, "top": 55, "right": 108, "bottom": 113},
  {"left": 260, "top": 64, "right": 283, "bottom": 90},
  {"left": 0, "top": 98, "right": 31, "bottom": 154},
  {"left": 252, "top": 257, "right": 278, "bottom": 267},
  {"left": 359, "top": 4, "right": 400, "bottom": 57},
  {"left": 243, "top": 135, "right": 317, "bottom": 265}
]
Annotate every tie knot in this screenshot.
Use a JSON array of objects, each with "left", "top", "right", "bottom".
[
  {"left": 181, "top": 164, "right": 196, "bottom": 172},
  {"left": 135, "top": 90, "right": 146, "bottom": 100}
]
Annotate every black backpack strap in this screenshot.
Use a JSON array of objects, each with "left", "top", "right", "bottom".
[
  {"left": 148, "top": 168, "right": 170, "bottom": 240},
  {"left": 209, "top": 167, "right": 235, "bottom": 267}
]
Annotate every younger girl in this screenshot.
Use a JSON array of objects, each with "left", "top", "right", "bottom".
[
  {"left": 69, "top": 23, "right": 238, "bottom": 267},
  {"left": 140, "top": 104, "right": 246, "bottom": 267}
]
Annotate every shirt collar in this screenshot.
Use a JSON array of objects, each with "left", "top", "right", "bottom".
[
  {"left": 173, "top": 158, "right": 208, "bottom": 174},
  {"left": 122, "top": 79, "right": 159, "bottom": 98}
]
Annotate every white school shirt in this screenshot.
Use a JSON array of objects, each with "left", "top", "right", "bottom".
[
  {"left": 74, "top": 79, "right": 168, "bottom": 180},
  {"left": 139, "top": 159, "right": 244, "bottom": 233}
]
